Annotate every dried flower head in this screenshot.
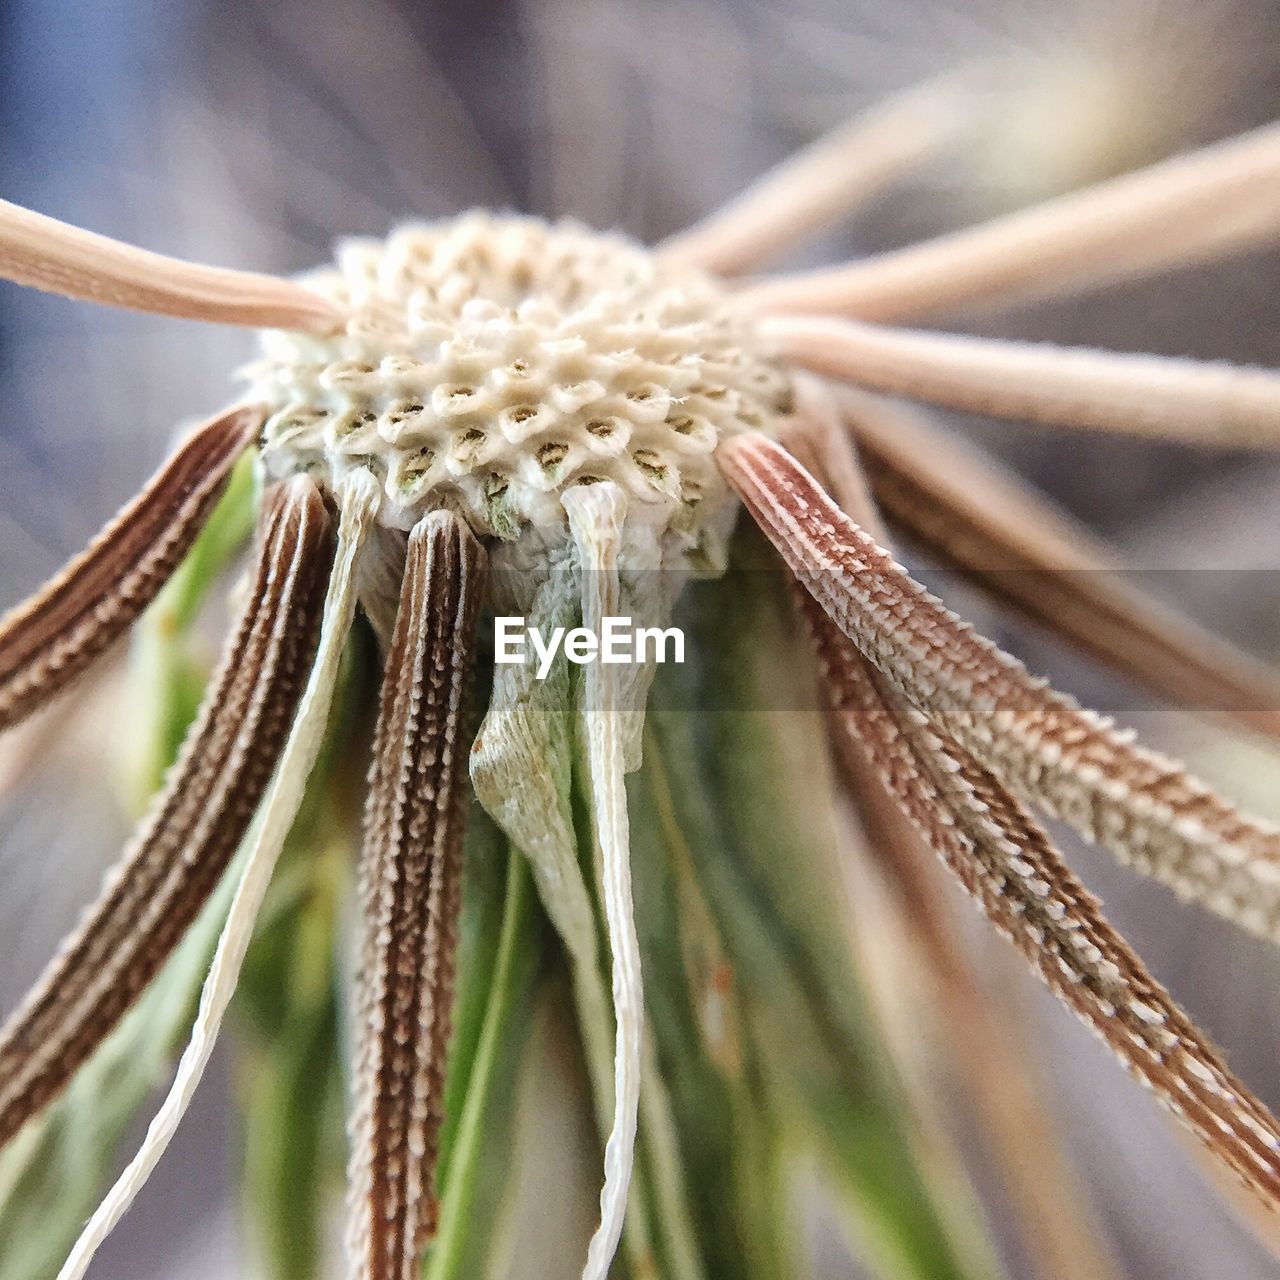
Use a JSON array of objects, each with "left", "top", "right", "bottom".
[
  {"left": 248, "top": 214, "right": 788, "bottom": 555},
  {"left": 2, "top": 55, "right": 1280, "bottom": 1280}
]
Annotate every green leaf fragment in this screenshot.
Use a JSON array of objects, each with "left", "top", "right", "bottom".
[
  {"left": 628, "top": 745, "right": 796, "bottom": 1280},
  {"left": 427, "top": 839, "right": 545, "bottom": 1280},
  {"left": 638, "top": 521, "right": 1002, "bottom": 1280}
]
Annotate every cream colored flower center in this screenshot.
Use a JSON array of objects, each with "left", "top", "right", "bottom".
[{"left": 244, "top": 214, "right": 789, "bottom": 569}]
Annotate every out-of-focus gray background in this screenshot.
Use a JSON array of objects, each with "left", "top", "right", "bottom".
[{"left": 3, "top": 0, "right": 1280, "bottom": 1276}]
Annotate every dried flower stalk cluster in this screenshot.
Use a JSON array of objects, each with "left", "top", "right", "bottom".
[{"left": 0, "top": 70, "right": 1279, "bottom": 1280}]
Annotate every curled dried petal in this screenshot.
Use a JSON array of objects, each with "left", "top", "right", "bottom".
[{"left": 564, "top": 480, "right": 644, "bottom": 1280}]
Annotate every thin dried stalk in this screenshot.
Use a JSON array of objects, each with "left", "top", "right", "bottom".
[
  {"left": 0, "top": 406, "right": 260, "bottom": 733},
  {"left": 804, "top": 594, "right": 1280, "bottom": 1232},
  {"left": 347, "top": 512, "right": 486, "bottom": 1280},
  {"left": 839, "top": 388, "right": 1280, "bottom": 737},
  {"left": 57, "top": 470, "right": 381, "bottom": 1280},
  {"left": 738, "top": 121, "right": 1280, "bottom": 319},
  {"left": 658, "top": 77, "right": 963, "bottom": 275},
  {"left": 763, "top": 316, "right": 1280, "bottom": 445},
  {"left": 842, "top": 760, "right": 1125, "bottom": 1280},
  {"left": 0, "top": 199, "right": 341, "bottom": 332},
  {"left": 563, "top": 481, "right": 644, "bottom": 1280},
  {"left": 782, "top": 389, "right": 1122, "bottom": 1280},
  {"left": 718, "top": 432, "right": 1280, "bottom": 941},
  {"left": 0, "top": 476, "right": 334, "bottom": 1145}
]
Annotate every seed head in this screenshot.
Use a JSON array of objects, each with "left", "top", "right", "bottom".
[{"left": 246, "top": 214, "right": 790, "bottom": 570}]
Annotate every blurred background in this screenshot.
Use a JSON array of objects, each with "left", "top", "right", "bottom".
[{"left": 2, "top": 0, "right": 1280, "bottom": 1276}]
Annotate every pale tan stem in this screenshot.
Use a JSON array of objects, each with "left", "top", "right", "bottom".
[
  {"left": 658, "top": 78, "right": 964, "bottom": 276},
  {"left": 739, "top": 121, "right": 1280, "bottom": 319},
  {"left": 0, "top": 665, "right": 111, "bottom": 800},
  {"left": 766, "top": 316, "right": 1280, "bottom": 445},
  {"left": 0, "top": 198, "right": 341, "bottom": 332}
]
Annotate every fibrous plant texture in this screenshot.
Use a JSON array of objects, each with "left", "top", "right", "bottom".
[{"left": 2, "top": 60, "right": 1280, "bottom": 1280}]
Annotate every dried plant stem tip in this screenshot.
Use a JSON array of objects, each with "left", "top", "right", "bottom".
[
  {"left": 765, "top": 316, "right": 1280, "bottom": 446},
  {"left": 0, "top": 198, "right": 342, "bottom": 332},
  {"left": 659, "top": 76, "right": 965, "bottom": 275},
  {"left": 739, "top": 121, "right": 1280, "bottom": 319}
]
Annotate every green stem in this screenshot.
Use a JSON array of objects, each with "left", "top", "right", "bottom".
[{"left": 427, "top": 850, "right": 536, "bottom": 1280}]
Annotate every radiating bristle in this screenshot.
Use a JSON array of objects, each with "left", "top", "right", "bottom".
[
  {"left": 0, "top": 405, "right": 262, "bottom": 734},
  {"left": 658, "top": 75, "right": 965, "bottom": 275},
  {"left": 840, "top": 387, "right": 1280, "bottom": 738},
  {"left": 719, "top": 431, "right": 1280, "bottom": 942},
  {"left": 762, "top": 315, "right": 1280, "bottom": 446},
  {"left": 347, "top": 510, "right": 486, "bottom": 1280},
  {"left": 0, "top": 198, "right": 341, "bottom": 332},
  {"left": 0, "top": 474, "right": 334, "bottom": 1145},
  {"left": 806, "top": 594, "right": 1280, "bottom": 1220},
  {"left": 738, "top": 121, "right": 1280, "bottom": 319}
]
